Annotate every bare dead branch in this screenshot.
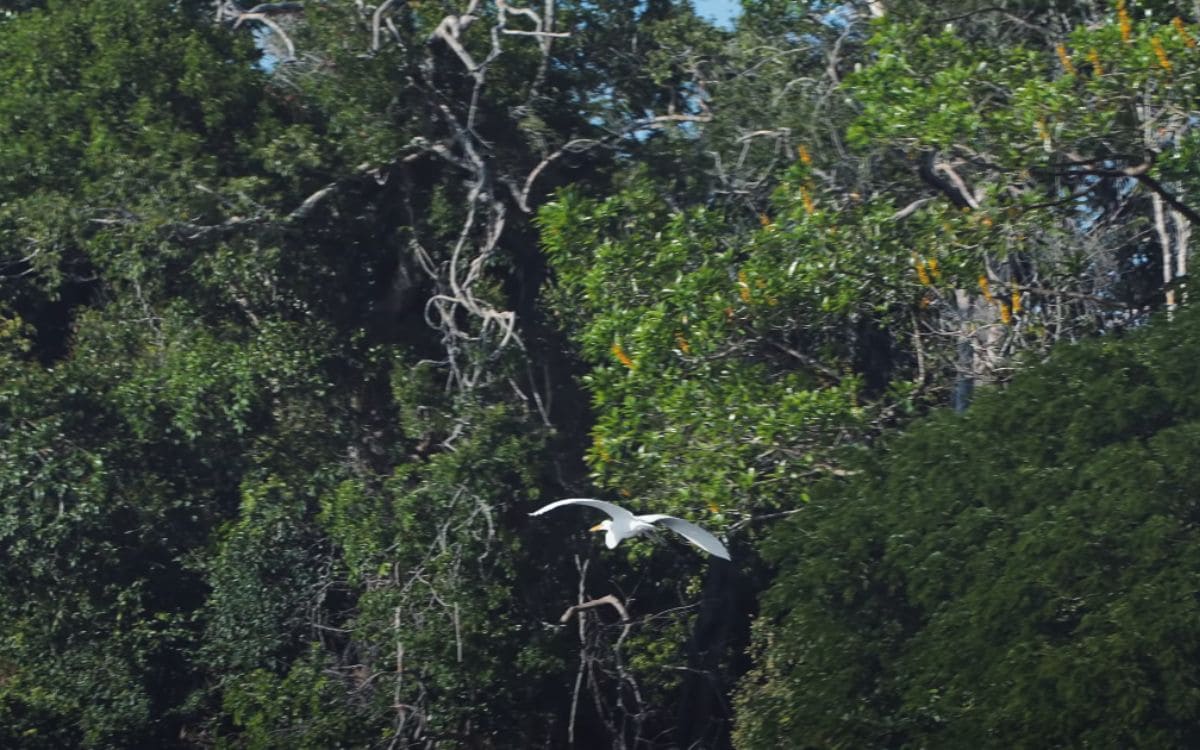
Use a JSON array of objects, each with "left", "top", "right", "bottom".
[
  {"left": 568, "top": 556, "right": 588, "bottom": 747},
  {"left": 287, "top": 183, "right": 338, "bottom": 222},
  {"left": 1135, "top": 172, "right": 1200, "bottom": 227},
  {"left": 517, "top": 113, "right": 712, "bottom": 213},
  {"left": 559, "top": 594, "right": 631, "bottom": 625},
  {"left": 225, "top": 0, "right": 300, "bottom": 60},
  {"left": 244, "top": 2, "right": 303, "bottom": 13},
  {"left": 1051, "top": 151, "right": 1200, "bottom": 226},
  {"left": 932, "top": 6, "right": 1054, "bottom": 36},
  {"left": 890, "top": 197, "right": 935, "bottom": 221},
  {"left": 372, "top": 0, "right": 399, "bottom": 51},
  {"left": 500, "top": 28, "right": 570, "bottom": 37},
  {"left": 764, "top": 338, "right": 844, "bottom": 383}
]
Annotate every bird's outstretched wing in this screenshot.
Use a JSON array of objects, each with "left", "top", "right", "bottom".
[
  {"left": 640, "top": 514, "right": 731, "bottom": 560},
  {"left": 529, "top": 498, "right": 637, "bottom": 524}
]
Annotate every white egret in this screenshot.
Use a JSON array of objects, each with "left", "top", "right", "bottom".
[{"left": 530, "top": 498, "right": 731, "bottom": 561}]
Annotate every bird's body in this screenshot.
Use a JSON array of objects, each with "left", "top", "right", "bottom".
[{"left": 530, "top": 498, "right": 730, "bottom": 561}]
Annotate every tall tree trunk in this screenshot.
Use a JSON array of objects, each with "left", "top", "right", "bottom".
[
  {"left": 953, "top": 289, "right": 976, "bottom": 412},
  {"left": 1172, "top": 206, "right": 1191, "bottom": 307}
]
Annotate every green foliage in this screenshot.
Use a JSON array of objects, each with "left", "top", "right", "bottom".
[
  {"left": 843, "top": 6, "right": 1200, "bottom": 321},
  {"left": 736, "top": 307, "right": 1200, "bottom": 748},
  {"left": 219, "top": 646, "right": 377, "bottom": 750},
  {"left": 851, "top": 13, "right": 1199, "bottom": 162},
  {"left": 0, "top": 333, "right": 219, "bottom": 746},
  {"left": 6, "top": 0, "right": 1200, "bottom": 746},
  {"left": 315, "top": 402, "right": 569, "bottom": 745},
  {"left": 205, "top": 478, "right": 326, "bottom": 675},
  {"left": 539, "top": 176, "right": 876, "bottom": 525}
]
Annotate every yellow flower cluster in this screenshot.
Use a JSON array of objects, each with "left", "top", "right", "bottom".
[
  {"left": 916, "top": 263, "right": 931, "bottom": 286},
  {"left": 1037, "top": 117, "right": 1051, "bottom": 146},
  {"left": 799, "top": 185, "right": 816, "bottom": 216},
  {"left": 675, "top": 331, "right": 691, "bottom": 354},
  {"left": 914, "top": 256, "right": 940, "bottom": 286},
  {"left": 738, "top": 270, "right": 753, "bottom": 303},
  {"left": 978, "top": 275, "right": 994, "bottom": 302},
  {"left": 1117, "top": 0, "right": 1132, "bottom": 43},
  {"left": 798, "top": 145, "right": 813, "bottom": 166},
  {"left": 1088, "top": 48, "right": 1104, "bottom": 76},
  {"left": 1055, "top": 43, "right": 1077, "bottom": 75},
  {"left": 980, "top": 276, "right": 1023, "bottom": 324},
  {"left": 1152, "top": 36, "right": 1172, "bottom": 72},
  {"left": 1174, "top": 16, "right": 1197, "bottom": 47}
]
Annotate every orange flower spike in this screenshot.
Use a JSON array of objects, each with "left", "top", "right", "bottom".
[
  {"left": 914, "top": 257, "right": 931, "bottom": 286},
  {"left": 738, "top": 271, "right": 753, "bottom": 303},
  {"left": 1055, "top": 43, "right": 1077, "bottom": 75},
  {"left": 1152, "top": 36, "right": 1172, "bottom": 72},
  {"left": 927, "top": 257, "right": 941, "bottom": 280},
  {"left": 675, "top": 331, "right": 691, "bottom": 354},
  {"left": 1010, "top": 288, "right": 1023, "bottom": 315},
  {"left": 979, "top": 275, "right": 994, "bottom": 302},
  {"left": 999, "top": 302, "right": 1013, "bottom": 325},
  {"left": 1173, "top": 17, "right": 1197, "bottom": 47},
  {"left": 799, "top": 185, "right": 816, "bottom": 216},
  {"left": 1117, "top": 0, "right": 1132, "bottom": 44},
  {"left": 798, "top": 145, "right": 813, "bottom": 166},
  {"left": 1088, "top": 48, "right": 1104, "bottom": 75},
  {"left": 759, "top": 212, "right": 772, "bottom": 227},
  {"left": 611, "top": 342, "right": 635, "bottom": 369}
]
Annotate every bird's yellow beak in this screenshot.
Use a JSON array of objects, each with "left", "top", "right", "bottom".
[{"left": 589, "top": 522, "right": 606, "bottom": 532}]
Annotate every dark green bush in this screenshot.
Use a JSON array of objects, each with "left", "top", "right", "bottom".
[{"left": 737, "top": 309, "right": 1200, "bottom": 748}]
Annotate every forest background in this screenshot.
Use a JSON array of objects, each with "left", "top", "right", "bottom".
[{"left": 4, "top": 0, "right": 1200, "bottom": 747}]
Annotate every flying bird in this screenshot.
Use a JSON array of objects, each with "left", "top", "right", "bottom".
[{"left": 530, "top": 498, "right": 730, "bottom": 561}]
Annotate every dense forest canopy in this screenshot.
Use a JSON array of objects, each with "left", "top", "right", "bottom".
[{"left": 1, "top": 0, "right": 1199, "bottom": 747}]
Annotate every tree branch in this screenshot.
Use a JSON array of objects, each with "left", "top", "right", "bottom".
[
  {"left": 1052, "top": 152, "right": 1200, "bottom": 226},
  {"left": 559, "top": 594, "right": 630, "bottom": 625}
]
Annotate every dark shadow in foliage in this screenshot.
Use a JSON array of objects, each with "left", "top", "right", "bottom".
[{"left": 737, "top": 305, "right": 1200, "bottom": 748}]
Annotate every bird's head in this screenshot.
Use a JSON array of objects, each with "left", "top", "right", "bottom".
[{"left": 589, "top": 520, "right": 612, "bottom": 533}]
